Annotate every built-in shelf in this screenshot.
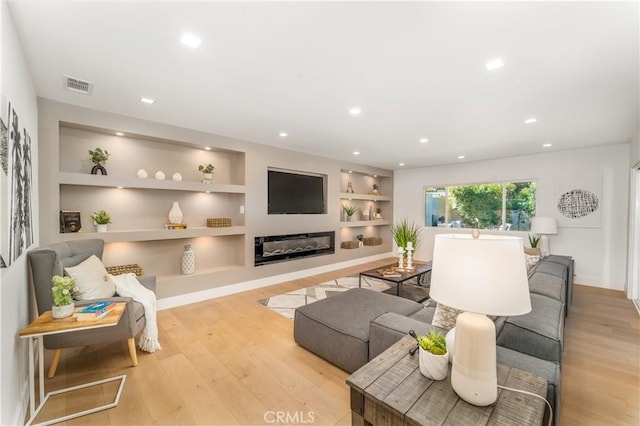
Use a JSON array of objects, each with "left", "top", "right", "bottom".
[
  {"left": 58, "top": 172, "right": 246, "bottom": 194},
  {"left": 339, "top": 192, "right": 391, "bottom": 202},
  {"left": 340, "top": 220, "right": 390, "bottom": 228},
  {"left": 57, "top": 226, "right": 246, "bottom": 243},
  {"left": 157, "top": 265, "right": 245, "bottom": 283}
]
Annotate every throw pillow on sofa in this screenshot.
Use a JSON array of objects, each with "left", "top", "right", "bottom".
[
  {"left": 64, "top": 255, "right": 116, "bottom": 300},
  {"left": 432, "top": 303, "right": 464, "bottom": 331}
]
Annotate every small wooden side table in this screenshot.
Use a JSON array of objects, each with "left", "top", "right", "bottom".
[
  {"left": 347, "top": 335, "right": 548, "bottom": 426},
  {"left": 19, "top": 303, "right": 127, "bottom": 426}
]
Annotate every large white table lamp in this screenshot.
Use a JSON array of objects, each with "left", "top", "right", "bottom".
[
  {"left": 430, "top": 233, "right": 531, "bottom": 406},
  {"left": 530, "top": 216, "right": 558, "bottom": 257}
]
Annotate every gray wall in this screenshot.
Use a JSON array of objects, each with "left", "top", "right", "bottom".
[
  {"left": 38, "top": 99, "right": 394, "bottom": 300},
  {"left": 0, "top": 2, "right": 39, "bottom": 424}
]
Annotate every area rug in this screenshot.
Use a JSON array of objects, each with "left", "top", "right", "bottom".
[{"left": 258, "top": 275, "right": 428, "bottom": 320}]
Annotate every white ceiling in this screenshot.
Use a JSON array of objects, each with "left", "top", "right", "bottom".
[{"left": 7, "top": 1, "right": 639, "bottom": 170}]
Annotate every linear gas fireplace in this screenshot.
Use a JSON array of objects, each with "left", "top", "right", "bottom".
[{"left": 255, "top": 231, "right": 335, "bottom": 266}]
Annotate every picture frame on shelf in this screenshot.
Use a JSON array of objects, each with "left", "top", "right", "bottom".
[{"left": 60, "top": 210, "right": 81, "bottom": 233}]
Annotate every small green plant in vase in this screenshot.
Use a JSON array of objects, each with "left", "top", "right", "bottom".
[
  {"left": 88, "top": 147, "right": 110, "bottom": 175},
  {"left": 417, "top": 330, "right": 448, "bottom": 380},
  {"left": 372, "top": 183, "right": 379, "bottom": 195},
  {"left": 198, "top": 164, "right": 215, "bottom": 183},
  {"left": 51, "top": 275, "right": 78, "bottom": 318},
  {"left": 342, "top": 205, "right": 359, "bottom": 221},
  {"left": 91, "top": 209, "right": 111, "bottom": 233},
  {"left": 375, "top": 207, "right": 382, "bottom": 219}
]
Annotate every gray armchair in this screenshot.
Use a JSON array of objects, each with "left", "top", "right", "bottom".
[{"left": 27, "top": 239, "right": 156, "bottom": 378}]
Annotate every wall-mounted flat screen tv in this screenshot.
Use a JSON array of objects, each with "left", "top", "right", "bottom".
[{"left": 268, "top": 169, "right": 326, "bottom": 214}]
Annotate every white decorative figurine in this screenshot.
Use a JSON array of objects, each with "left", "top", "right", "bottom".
[{"left": 398, "top": 247, "right": 404, "bottom": 269}]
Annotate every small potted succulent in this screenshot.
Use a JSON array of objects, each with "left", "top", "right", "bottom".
[
  {"left": 417, "top": 330, "right": 448, "bottom": 380},
  {"left": 526, "top": 234, "right": 541, "bottom": 256},
  {"left": 375, "top": 207, "right": 382, "bottom": 220},
  {"left": 372, "top": 183, "right": 379, "bottom": 195},
  {"left": 89, "top": 147, "right": 110, "bottom": 175},
  {"left": 198, "top": 163, "right": 215, "bottom": 183},
  {"left": 91, "top": 209, "right": 112, "bottom": 233},
  {"left": 51, "top": 275, "right": 78, "bottom": 318},
  {"left": 342, "top": 205, "right": 359, "bottom": 221}
]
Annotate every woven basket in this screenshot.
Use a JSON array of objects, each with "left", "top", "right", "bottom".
[
  {"left": 106, "top": 264, "right": 143, "bottom": 277},
  {"left": 363, "top": 237, "right": 382, "bottom": 246},
  {"left": 207, "top": 218, "right": 232, "bottom": 228},
  {"left": 340, "top": 241, "right": 360, "bottom": 249}
]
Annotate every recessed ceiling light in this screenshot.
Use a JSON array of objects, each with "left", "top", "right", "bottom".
[
  {"left": 524, "top": 118, "right": 537, "bottom": 124},
  {"left": 349, "top": 107, "right": 362, "bottom": 116},
  {"left": 353, "top": 151, "right": 360, "bottom": 155},
  {"left": 457, "top": 155, "right": 465, "bottom": 160},
  {"left": 140, "top": 97, "right": 155, "bottom": 104},
  {"left": 117, "top": 186, "right": 124, "bottom": 189},
  {"left": 115, "top": 132, "right": 124, "bottom": 136},
  {"left": 180, "top": 33, "right": 201, "bottom": 49},
  {"left": 419, "top": 138, "right": 429, "bottom": 143},
  {"left": 399, "top": 163, "right": 405, "bottom": 166},
  {"left": 543, "top": 143, "right": 552, "bottom": 148},
  {"left": 348, "top": 170, "right": 353, "bottom": 173},
  {"left": 204, "top": 146, "right": 211, "bottom": 151},
  {"left": 279, "top": 132, "right": 288, "bottom": 137},
  {"left": 205, "top": 190, "right": 211, "bottom": 194},
  {"left": 373, "top": 174, "right": 377, "bottom": 178},
  {"left": 486, "top": 58, "right": 504, "bottom": 71}
]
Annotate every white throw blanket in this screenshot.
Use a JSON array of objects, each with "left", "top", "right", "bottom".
[{"left": 110, "top": 273, "right": 161, "bottom": 353}]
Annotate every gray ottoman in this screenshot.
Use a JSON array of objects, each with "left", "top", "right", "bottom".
[{"left": 293, "top": 288, "right": 423, "bottom": 372}]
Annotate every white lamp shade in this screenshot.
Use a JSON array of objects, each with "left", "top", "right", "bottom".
[
  {"left": 530, "top": 216, "right": 558, "bottom": 235},
  {"left": 430, "top": 234, "right": 531, "bottom": 316}
]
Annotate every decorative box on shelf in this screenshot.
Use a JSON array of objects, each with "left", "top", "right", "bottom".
[
  {"left": 207, "top": 218, "right": 232, "bottom": 228},
  {"left": 105, "top": 264, "right": 143, "bottom": 277},
  {"left": 341, "top": 241, "right": 360, "bottom": 249},
  {"left": 363, "top": 237, "right": 382, "bottom": 246}
]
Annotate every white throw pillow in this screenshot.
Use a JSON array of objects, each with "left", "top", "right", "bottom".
[
  {"left": 432, "top": 303, "right": 464, "bottom": 331},
  {"left": 64, "top": 255, "right": 116, "bottom": 300}
]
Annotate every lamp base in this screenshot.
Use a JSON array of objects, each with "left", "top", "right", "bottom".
[
  {"left": 451, "top": 312, "right": 497, "bottom": 406},
  {"left": 539, "top": 235, "right": 550, "bottom": 257}
]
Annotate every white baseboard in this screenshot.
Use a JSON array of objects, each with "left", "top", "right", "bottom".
[
  {"left": 157, "top": 252, "right": 395, "bottom": 310},
  {"left": 574, "top": 275, "right": 626, "bottom": 292},
  {"left": 14, "top": 378, "right": 29, "bottom": 426}
]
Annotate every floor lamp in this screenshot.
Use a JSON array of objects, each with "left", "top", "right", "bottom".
[
  {"left": 531, "top": 217, "right": 558, "bottom": 257},
  {"left": 430, "top": 233, "right": 531, "bottom": 406}
]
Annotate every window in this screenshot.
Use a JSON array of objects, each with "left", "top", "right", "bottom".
[{"left": 425, "top": 181, "right": 536, "bottom": 231}]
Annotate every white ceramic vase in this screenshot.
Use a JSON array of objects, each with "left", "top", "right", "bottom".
[
  {"left": 419, "top": 348, "right": 449, "bottom": 380},
  {"left": 181, "top": 244, "right": 195, "bottom": 274},
  {"left": 96, "top": 224, "right": 108, "bottom": 233},
  {"left": 52, "top": 303, "right": 75, "bottom": 319},
  {"left": 168, "top": 202, "right": 183, "bottom": 224}
]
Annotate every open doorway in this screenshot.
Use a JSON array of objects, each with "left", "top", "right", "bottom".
[{"left": 628, "top": 163, "right": 640, "bottom": 315}]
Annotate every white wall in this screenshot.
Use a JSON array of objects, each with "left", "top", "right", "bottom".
[
  {"left": 0, "top": 1, "right": 39, "bottom": 423},
  {"left": 394, "top": 144, "right": 630, "bottom": 290}
]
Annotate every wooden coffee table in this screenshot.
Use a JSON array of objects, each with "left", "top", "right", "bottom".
[
  {"left": 359, "top": 262, "right": 432, "bottom": 301},
  {"left": 346, "top": 335, "right": 547, "bottom": 426}
]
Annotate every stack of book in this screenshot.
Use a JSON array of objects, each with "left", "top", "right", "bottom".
[
  {"left": 164, "top": 223, "right": 187, "bottom": 230},
  {"left": 74, "top": 301, "right": 116, "bottom": 321}
]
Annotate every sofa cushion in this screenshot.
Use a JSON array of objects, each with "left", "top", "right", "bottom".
[
  {"left": 369, "top": 311, "right": 439, "bottom": 360},
  {"left": 432, "top": 303, "right": 464, "bottom": 331},
  {"left": 293, "top": 288, "right": 423, "bottom": 373},
  {"left": 534, "top": 261, "right": 567, "bottom": 281},
  {"left": 497, "top": 293, "right": 564, "bottom": 363},
  {"left": 64, "top": 255, "right": 116, "bottom": 300},
  {"left": 529, "top": 271, "right": 565, "bottom": 302}
]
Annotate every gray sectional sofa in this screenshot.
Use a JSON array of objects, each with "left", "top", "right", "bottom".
[{"left": 294, "top": 254, "right": 573, "bottom": 424}]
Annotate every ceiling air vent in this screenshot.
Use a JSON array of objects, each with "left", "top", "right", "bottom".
[{"left": 63, "top": 76, "right": 94, "bottom": 95}]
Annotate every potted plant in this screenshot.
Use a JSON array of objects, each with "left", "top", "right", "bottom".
[
  {"left": 526, "top": 234, "right": 541, "bottom": 256},
  {"left": 342, "top": 205, "right": 359, "bottom": 221},
  {"left": 198, "top": 163, "right": 215, "bottom": 183},
  {"left": 356, "top": 234, "right": 364, "bottom": 247},
  {"left": 375, "top": 207, "right": 382, "bottom": 219},
  {"left": 391, "top": 218, "right": 421, "bottom": 256},
  {"left": 372, "top": 183, "right": 379, "bottom": 195},
  {"left": 51, "top": 275, "right": 78, "bottom": 318},
  {"left": 91, "top": 209, "right": 111, "bottom": 233},
  {"left": 88, "top": 147, "right": 110, "bottom": 175},
  {"left": 417, "top": 330, "right": 448, "bottom": 380}
]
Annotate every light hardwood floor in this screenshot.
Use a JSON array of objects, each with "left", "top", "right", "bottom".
[{"left": 36, "top": 258, "right": 639, "bottom": 425}]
